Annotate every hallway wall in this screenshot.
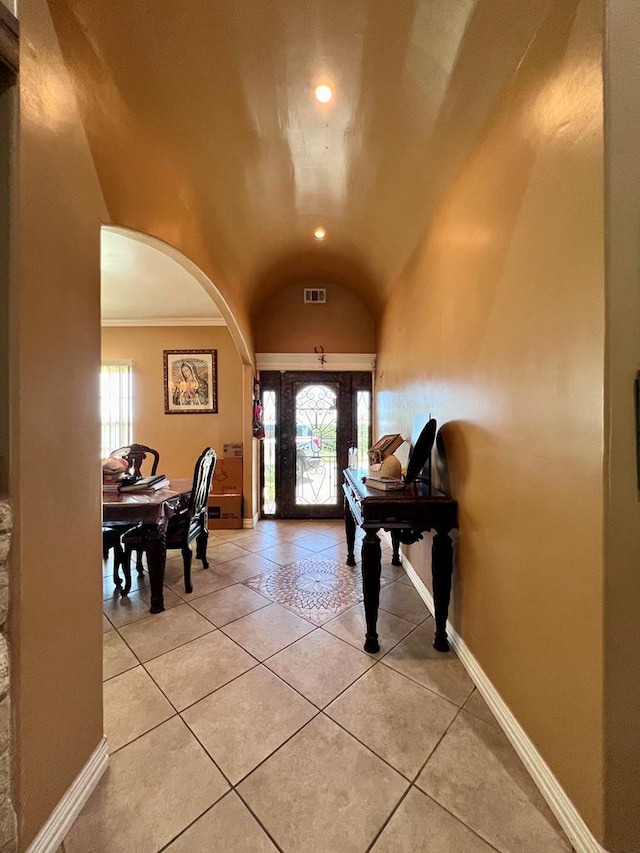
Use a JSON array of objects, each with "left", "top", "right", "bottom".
[
  {"left": 13, "top": 0, "right": 107, "bottom": 846},
  {"left": 376, "top": 0, "right": 606, "bottom": 841},
  {"left": 253, "top": 282, "right": 375, "bottom": 354}
]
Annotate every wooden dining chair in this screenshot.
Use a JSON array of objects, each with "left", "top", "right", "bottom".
[
  {"left": 105, "top": 442, "right": 161, "bottom": 577},
  {"left": 109, "top": 443, "right": 160, "bottom": 478},
  {"left": 102, "top": 523, "right": 142, "bottom": 590},
  {"left": 121, "top": 447, "right": 217, "bottom": 595}
]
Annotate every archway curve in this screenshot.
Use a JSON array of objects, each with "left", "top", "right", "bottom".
[{"left": 101, "top": 224, "right": 254, "bottom": 367}]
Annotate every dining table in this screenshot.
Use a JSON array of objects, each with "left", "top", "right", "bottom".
[{"left": 102, "top": 477, "right": 192, "bottom": 614}]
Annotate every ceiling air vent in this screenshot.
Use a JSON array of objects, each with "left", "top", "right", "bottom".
[{"left": 304, "top": 287, "right": 326, "bottom": 304}]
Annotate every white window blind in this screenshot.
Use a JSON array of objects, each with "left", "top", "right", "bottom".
[{"left": 100, "top": 362, "right": 132, "bottom": 458}]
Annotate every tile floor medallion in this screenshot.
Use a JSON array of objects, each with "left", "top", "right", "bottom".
[{"left": 244, "top": 556, "right": 363, "bottom": 626}]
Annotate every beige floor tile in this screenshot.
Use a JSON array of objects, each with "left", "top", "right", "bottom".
[
  {"left": 326, "top": 663, "right": 458, "bottom": 778},
  {"left": 378, "top": 580, "right": 431, "bottom": 624},
  {"left": 323, "top": 602, "right": 415, "bottom": 657},
  {"left": 103, "top": 586, "right": 183, "bottom": 628},
  {"left": 227, "top": 531, "right": 278, "bottom": 553},
  {"left": 207, "top": 528, "right": 250, "bottom": 542},
  {"left": 206, "top": 540, "right": 252, "bottom": 565},
  {"left": 257, "top": 541, "right": 316, "bottom": 565},
  {"left": 166, "top": 566, "right": 236, "bottom": 600},
  {"left": 190, "top": 583, "right": 270, "bottom": 627},
  {"left": 103, "top": 666, "right": 174, "bottom": 753},
  {"left": 318, "top": 541, "right": 360, "bottom": 564},
  {"left": 254, "top": 524, "right": 305, "bottom": 542},
  {"left": 145, "top": 630, "right": 256, "bottom": 711},
  {"left": 464, "top": 688, "right": 501, "bottom": 730},
  {"left": 102, "top": 615, "right": 114, "bottom": 633},
  {"left": 266, "top": 629, "right": 374, "bottom": 708},
  {"left": 183, "top": 666, "right": 316, "bottom": 783},
  {"left": 382, "top": 621, "right": 474, "bottom": 706},
  {"left": 221, "top": 603, "right": 314, "bottom": 660},
  {"left": 164, "top": 791, "right": 278, "bottom": 852},
  {"left": 118, "top": 604, "right": 214, "bottom": 662},
  {"left": 103, "top": 565, "right": 149, "bottom": 599},
  {"left": 380, "top": 562, "right": 408, "bottom": 584},
  {"left": 416, "top": 711, "right": 572, "bottom": 852},
  {"left": 238, "top": 714, "right": 408, "bottom": 853},
  {"left": 293, "top": 531, "right": 339, "bottom": 552},
  {"left": 371, "top": 787, "right": 496, "bottom": 852},
  {"left": 315, "top": 522, "right": 350, "bottom": 541},
  {"left": 217, "top": 553, "right": 280, "bottom": 581},
  {"left": 63, "top": 717, "right": 229, "bottom": 853},
  {"left": 103, "top": 631, "right": 138, "bottom": 680}
]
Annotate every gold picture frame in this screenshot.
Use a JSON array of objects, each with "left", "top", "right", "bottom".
[{"left": 163, "top": 349, "right": 217, "bottom": 414}]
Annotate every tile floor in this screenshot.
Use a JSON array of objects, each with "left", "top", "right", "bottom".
[{"left": 63, "top": 519, "right": 574, "bottom": 853}]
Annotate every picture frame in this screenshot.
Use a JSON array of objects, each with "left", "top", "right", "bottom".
[{"left": 163, "top": 349, "right": 217, "bottom": 414}]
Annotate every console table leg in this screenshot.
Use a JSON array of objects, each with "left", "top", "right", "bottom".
[
  {"left": 344, "top": 503, "right": 356, "bottom": 566},
  {"left": 390, "top": 530, "right": 401, "bottom": 566},
  {"left": 361, "top": 530, "right": 382, "bottom": 653},
  {"left": 432, "top": 530, "right": 454, "bottom": 651}
]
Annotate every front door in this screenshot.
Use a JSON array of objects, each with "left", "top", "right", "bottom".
[{"left": 260, "top": 371, "right": 372, "bottom": 518}]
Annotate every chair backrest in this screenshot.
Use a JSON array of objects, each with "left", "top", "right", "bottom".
[
  {"left": 188, "top": 447, "right": 217, "bottom": 520},
  {"left": 109, "top": 443, "right": 160, "bottom": 478}
]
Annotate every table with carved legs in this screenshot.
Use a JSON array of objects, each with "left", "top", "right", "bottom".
[
  {"left": 343, "top": 468, "right": 458, "bottom": 654},
  {"left": 103, "top": 478, "right": 192, "bottom": 613}
]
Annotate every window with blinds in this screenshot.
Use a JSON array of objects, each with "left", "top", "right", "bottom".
[{"left": 100, "top": 361, "right": 132, "bottom": 458}]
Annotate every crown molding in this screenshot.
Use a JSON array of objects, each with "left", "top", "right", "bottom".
[
  {"left": 101, "top": 317, "right": 226, "bottom": 327},
  {"left": 256, "top": 352, "right": 376, "bottom": 371}
]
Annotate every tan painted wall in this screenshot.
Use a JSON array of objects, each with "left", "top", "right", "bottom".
[
  {"left": 377, "top": 0, "right": 606, "bottom": 840},
  {"left": 602, "top": 2, "right": 640, "bottom": 850},
  {"left": 101, "top": 326, "right": 244, "bottom": 485},
  {"left": 254, "top": 282, "right": 375, "bottom": 353},
  {"left": 13, "top": 0, "right": 107, "bottom": 846}
]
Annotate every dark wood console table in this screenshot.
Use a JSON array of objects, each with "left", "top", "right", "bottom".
[{"left": 343, "top": 468, "right": 458, "bottom": 654}]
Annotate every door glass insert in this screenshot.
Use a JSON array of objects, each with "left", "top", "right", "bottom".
[
  {"left": 356, "top": 390, "right": 371, "bottom": 470},
  {"left": 295, "top": 383, "right": 338, "bottom": 506},
  {"left": 262, "top": 390, "right": 277, "bottom": 515}
]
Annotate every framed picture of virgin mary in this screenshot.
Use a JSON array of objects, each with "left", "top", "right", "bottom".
[{"left": 163, "top": 349, "right": 217, "bottom": 414}]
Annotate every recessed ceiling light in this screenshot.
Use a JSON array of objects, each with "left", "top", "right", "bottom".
[
  {"left": 313, "top": 227, "right": 327, "bottom": 241},
  {"left": 314, "top": 84, "right": 333, "bottom": 104}
]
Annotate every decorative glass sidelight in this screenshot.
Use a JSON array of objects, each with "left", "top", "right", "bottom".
[
  {"left": 356, "top": 390, "right": 371, "bottom": 470},
  {"left": 262, "top": 390, "right": 277, "bottom": 514},
  {"left": 294, "top": 383, "right": 338, "bottom": 506}
]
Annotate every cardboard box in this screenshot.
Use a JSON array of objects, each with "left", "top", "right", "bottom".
[
  {"left": 211, "top": 457, "right": 243, "bottom": 494},
  {"left": 207, "top": 493, "right": 243, "bottom": 529},
  {"left": 223, "top": 443, "right": 243, "bottom": 458}
]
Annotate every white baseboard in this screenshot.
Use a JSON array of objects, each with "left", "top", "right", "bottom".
[
  {"left": 242, "top": 513, "right": 258, "bottom": 529},
  {"left": 386, "top": 534, "right": 607, "bottom": 853},
  {"left": 26, "top": 737, "right": 109, "bottom": 853}
]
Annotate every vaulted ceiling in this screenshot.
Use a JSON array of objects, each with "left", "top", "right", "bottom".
[{"left": 49, "top": 0, "right": 553, "bottom": 336}]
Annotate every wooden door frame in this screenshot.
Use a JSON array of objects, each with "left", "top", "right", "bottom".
[{"left": 259, "top": 370, "right": 372, "bottom": 519}]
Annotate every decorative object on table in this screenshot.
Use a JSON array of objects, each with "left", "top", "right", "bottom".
[
  {"left": 364, "top": 474, "right": 405, "bottom": 491},
  {"left": 404, "top": 416, "right": 437, "bottom": 489},
  {"left": 163, "top": 349, "right": 217, "bottom": 414},
  {"left": 118, "top": 474, "right": 170, "bottom": 493},
  {"left": 108, "top": 443, "right": 160, "bottom": 479},
  {"left": 102, "top": 456, "right": 129, "bottom": 491},
  {"left": 366, "top": 452, "right": 404, "bottom": 490},
  {"left": 367, "top": 433, "right": 403, "bottom": 466}
]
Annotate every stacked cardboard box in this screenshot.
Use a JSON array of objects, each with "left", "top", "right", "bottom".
[
  {"left": 208, "top": 455, "right": 243, "bottom": 529},
  {"left": 207, "top": 494, "right": 243, "bottom": 529}
]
